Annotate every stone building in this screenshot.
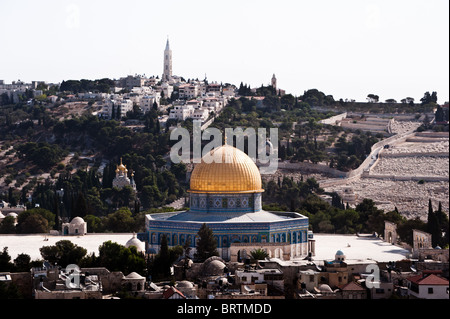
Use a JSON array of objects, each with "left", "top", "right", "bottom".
[
  {"left": 336, "top": 281, "right": 367, "bottom": 299},
  {"left": 62, "top": 217, "right": 87, "bottom": 236},
  {"left": 121, "top": 272, "right": 145, "bottom": 292},
  {"left": 406, "top": 272, "right": 449, "bottom": 299},
  {"left": 384, "top": 221, "right": 398, "bottom": 244},
  {"left": 413, "top": 229, "right": 433, "bottom": 256}
]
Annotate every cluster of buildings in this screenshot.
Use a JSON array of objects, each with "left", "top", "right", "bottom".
[
  {"left": 1, "top": 240, "right": 447, "bottom": 299},
  {"left": 88, "top": 39, "right": 236, "bottom": 124},
  {"left": 0, "top": 79, "right": 51, "bottom": 104}
]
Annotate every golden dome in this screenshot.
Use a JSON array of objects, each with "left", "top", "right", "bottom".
[
  {"left": 189, "top": 144, "right": 264, "bottom": 194},
  {"left": 116, "top": 157, "right": 128, "bottom": 173}
]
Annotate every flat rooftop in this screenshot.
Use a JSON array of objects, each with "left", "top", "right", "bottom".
[{"left": 311, "top": 234, "right": 410, "bottom": 262}]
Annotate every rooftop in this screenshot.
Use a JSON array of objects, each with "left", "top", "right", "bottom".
[
  {"left": 311, "top": 234, "right": 410, "bottom": 262},
  {"left": 148, "top": 210, "right": 302, "bottom": 223},
  {"left": 407, "top": 273, "right": 449, "bottom": 286}
]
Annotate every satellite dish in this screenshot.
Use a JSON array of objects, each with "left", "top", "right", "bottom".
[{"left": 410, "top": 266, "right": 417, "bottom": 273}]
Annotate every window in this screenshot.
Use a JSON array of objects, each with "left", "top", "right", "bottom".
[{"left": 428, "top": 287, "right": 434, "bottom": 294}]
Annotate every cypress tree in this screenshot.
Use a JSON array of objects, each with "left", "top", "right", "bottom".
[
  {"left": 427, "top": 199, "right": 440, "bottom": 247},
  {"left": 72, "top": 192, "right": 88, "bottom": 219},
  {"left": 194, "top": 223, "right": 218, "bottom": 262},
  {"left": 158, "top": 234, "right": 170, "bottom": 277}
]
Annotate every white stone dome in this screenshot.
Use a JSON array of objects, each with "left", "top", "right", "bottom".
[
  {"left": 70, "top": 216, "right": 85, "bottom": 225},
  {"left": 318, "top": 284, "right": 333, "bottom": 292},
  {"left": 125, "top": 234, "right": 145, "bottom": 253},
  {"left": 125, "top": 272, "right": 144, "bottom": 280}
]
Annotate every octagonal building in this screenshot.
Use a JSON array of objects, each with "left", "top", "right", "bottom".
[{"left": 142, "top": 143, "right": 311, "bottom": 261}]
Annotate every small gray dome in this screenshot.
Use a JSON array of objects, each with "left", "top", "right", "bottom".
[{"left": 177, "top": 281, "right": 194, "bottom": 288}]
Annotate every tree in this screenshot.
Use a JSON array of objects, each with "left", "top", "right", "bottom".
[
  {"left": 427, "top": 199, "right": 441, "bottom": 248},
  {"left": 435, "top": 105, "right": 444, "bottom": 122},
  {"left": 0, "top": 216, "right": 16, "bottom": 234},
  {"left": 104, "top": 207, "right": 136, "bottom": 232},
  {"left": 40, "top": 240, "right": 87, "bottom": 267},
  {"left": 194, "top": 223, "right": 218, "bottom": 262},
  {"left": 72, "top": 192, "right": 88, "bottom": 219},
  {"left": 421, "top": 91, "right": 438, "bottom": 105},
  {"left": 16, "top": 208, "right": 55, "bottom": 233},
  {"left": 250, "top": 248, "right": 269, "bottom": 262},
  {"left": 17, "top": 214, "right": 49, "bottom": 234},
  {"left": 367, "top": 94, "right": 379, "bottom": 103},
  {"left": 14, "top": 254, "right": 32, "bottom": 272},
  {"left": 435, "top": 202, "right": 449, "bottom": 248},
  {"left": 0, "top": 247, "right": 14, "bottom": 272},
  {"left": 157, "top": 234, "right": 170, "bottom": 277},
  {"left": 97, "top": 241, "right": 145, "bottom": 275}
]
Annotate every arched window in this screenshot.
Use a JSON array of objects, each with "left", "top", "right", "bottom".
[
  {"left": 222, "top": 236, "right": 229, "bottom": 247},
  {"left": 173, "top": 234, "right": 178, "bottom": 246}
]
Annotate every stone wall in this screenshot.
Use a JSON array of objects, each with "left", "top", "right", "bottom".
[
  {"left": 379, "top": 152, "right": 448, "bottom": 158},
  {"left": 362, "top": 173, "right": 449, "bottom": 182}
]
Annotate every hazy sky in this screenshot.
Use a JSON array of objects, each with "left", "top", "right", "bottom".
[{"left": 1, "top": 0, "right": 448, "bottom": 103}]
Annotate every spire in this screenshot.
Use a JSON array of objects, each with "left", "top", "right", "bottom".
[{"left": 165, "top": 36, "right": 170, "bottom": 51}]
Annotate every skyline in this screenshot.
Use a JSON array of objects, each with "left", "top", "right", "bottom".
[{"left": 0, "top": 0, "right": 449, "bottom": 103}]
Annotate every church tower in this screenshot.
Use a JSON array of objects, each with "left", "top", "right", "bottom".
[
  {"left": 271, "top": 74, "right": 277, "bottom": 90},
  {"left": 163, "top": 38, "right": 173, "bottom": 82}
]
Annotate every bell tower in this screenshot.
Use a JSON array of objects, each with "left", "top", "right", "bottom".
[
  {"left": 271, "top": 74, "right": 277, "bottom": 90},
  {"left": 163, "top": 38, "right": 173, "bottom": 82}
]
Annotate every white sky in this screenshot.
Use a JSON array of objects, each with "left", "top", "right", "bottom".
[{"left": 0, "top": 0, "right": 448, "bottom": 103}]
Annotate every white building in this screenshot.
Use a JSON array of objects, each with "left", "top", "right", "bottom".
[
  {"left": 406, "top": 273, "right": 449, "bottom": 299},
  {"left": 235, "top": 268, "right": 284, "bottom": 292},
  {"left": 140, "top": 94, "right": 161, "bottom": 113},
  {"left": 169, "top": 104, "right": 195, "bottom": 121},
  {"left": 222, "top": 85, "right": 236, "bottom": 97},
  {"left": 202, "top": 96, "right": 225, "bottom": 113},
  {"left": 160, "top": 82, "right": 173, "bottom": 99},
  {"left": 179, "top": 84, "right": 199, "bottom": 99},
  {"left": 102, "top": 98, "right": 133, "bottom": 119},
  {"left": 62, "top": 217, "right": 87, "bottom": 236},
  {"left": 192, "top": 108, "right": 210, "bottom": 122}
]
